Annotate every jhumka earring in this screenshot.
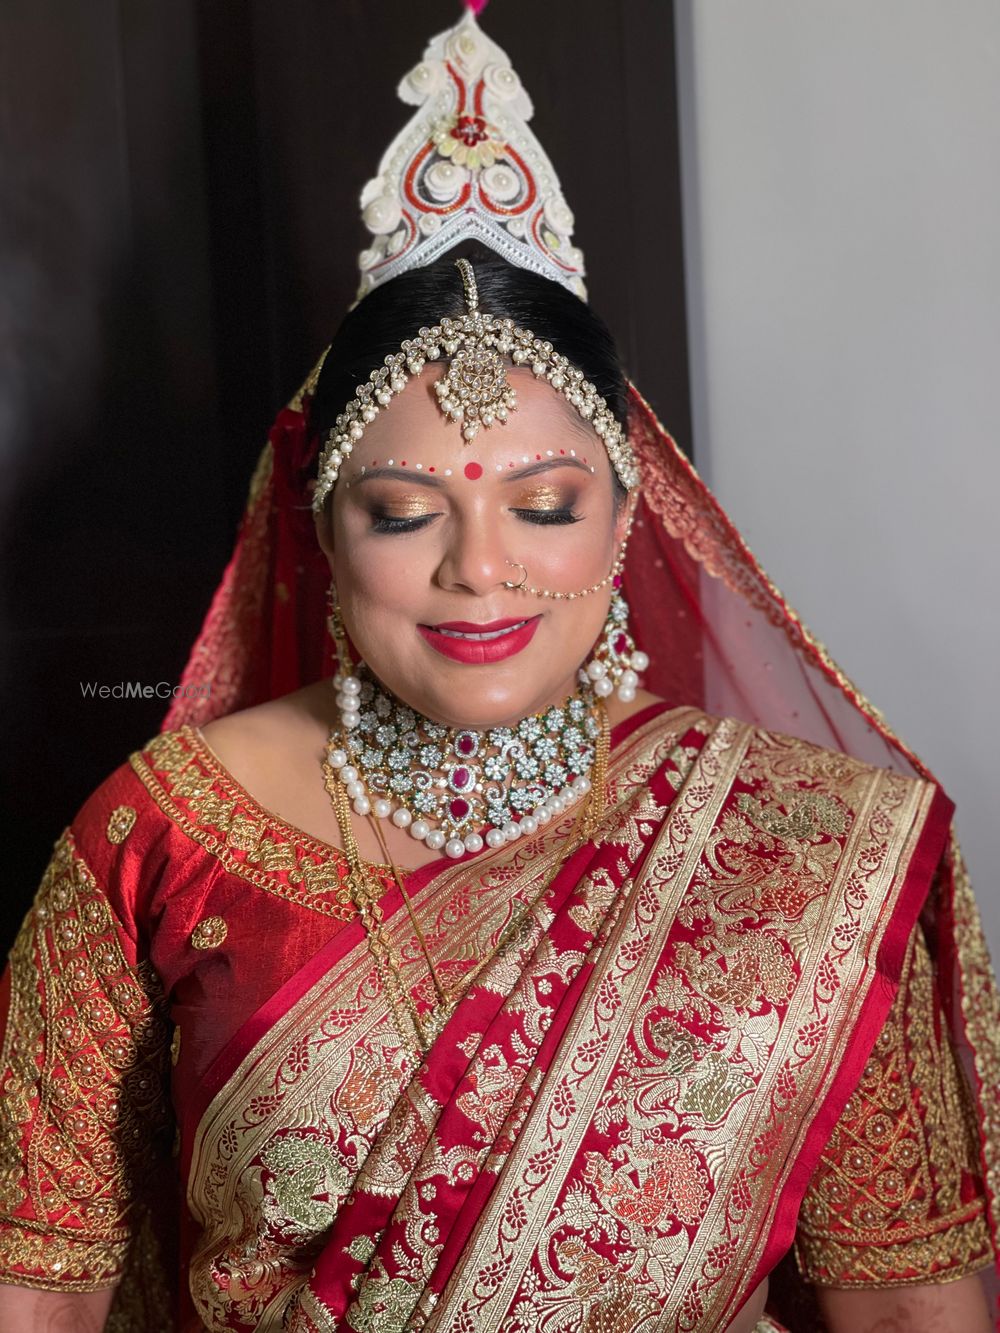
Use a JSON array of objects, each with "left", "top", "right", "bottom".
[{"left": 580, "top": 579, "right": 649, "bottom": 705}]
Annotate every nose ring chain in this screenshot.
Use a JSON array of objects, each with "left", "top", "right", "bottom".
[{"left": 502, "top": 519, "right": 632, "bottom": 601}]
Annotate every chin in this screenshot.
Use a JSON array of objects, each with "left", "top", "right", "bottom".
[{"left": 395, "top": 672, "right": 572, "bottom": 731}]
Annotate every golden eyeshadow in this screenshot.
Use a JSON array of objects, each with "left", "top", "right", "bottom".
[
  {"left": 513, "top": 484, "right": 576, "bottom": 510},
  {"left": 370, "top": 494, "right": 439, "bottom": 518}
]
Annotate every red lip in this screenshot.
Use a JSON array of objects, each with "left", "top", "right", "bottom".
[{"left": 418, "top": 615, "right": 541, "bottom": 664}]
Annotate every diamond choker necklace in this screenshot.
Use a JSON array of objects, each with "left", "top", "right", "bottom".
[{"left": 323, "top": 667, "right": 604, "bottom": 859}]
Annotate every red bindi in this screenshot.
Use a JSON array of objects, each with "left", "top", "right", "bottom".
[{"left": 463, "top": 461, "right": 483, "bottom": 481}]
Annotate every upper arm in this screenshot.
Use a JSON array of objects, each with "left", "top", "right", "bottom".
[
  {"left": 794, "top": 923, "right": 991, "bottom": 1291},
  {"left": 0, "top": 819, "right": 174, "bottom": 1310}
]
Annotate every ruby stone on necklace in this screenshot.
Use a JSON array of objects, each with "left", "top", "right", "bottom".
[{"left": 326, "top": 668, "right": 600, "bottom": 859}]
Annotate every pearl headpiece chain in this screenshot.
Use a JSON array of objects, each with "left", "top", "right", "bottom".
[{"left": 311, "top": 258, "right": 640, "bottom": 512}]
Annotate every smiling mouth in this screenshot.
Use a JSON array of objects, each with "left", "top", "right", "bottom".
[
  {"left": 434, "top": 621, "right": 530, "bottom": 642},
  {"left": 418, "top": 615, "right": 542, "bottom": 664}
]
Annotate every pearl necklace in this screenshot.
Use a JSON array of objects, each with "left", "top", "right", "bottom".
[{"left": 325, "top": 668, "right": 603, "bottom": 859}]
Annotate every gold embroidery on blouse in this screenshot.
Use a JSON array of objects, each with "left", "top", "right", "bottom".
[
  {"left": 130, "top": 728, "right": 356, "bottom": 920},
  {"left": 105, "top": 805, "right": 137, "bottom": 845},
  {"left": 0, "top": 832, "right": 173, "bottom": 1290},
  {"left": 796, "top": 926, "right": 991, "bottom": 1286},
  {"left": 191, "top": 917, "right": 228, "bottom": 950},
  {"left": 948, "top": 830, "right": 1000, "bottom": 1265}
]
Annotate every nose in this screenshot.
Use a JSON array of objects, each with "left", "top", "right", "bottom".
[{"left": 435, "top": 512, "right": 511, "bottom": 597}]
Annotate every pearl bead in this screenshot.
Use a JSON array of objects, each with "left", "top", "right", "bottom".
[
  {"left": 631, "top": 651, "right": 650, "bottom": 671},
  {"left": 548, "top": 796, "right": 565, "bottom": 814},
  {"left": 341, "top": 677, "right": 362, "bottom": 695},
  {"left": 336, "top": 693, "right": 354, "bottom": 711},
  {"left": 485, "top": 828, "right": 506, "bottom": 849},
  {"left": 593, "top": 677, "right": 614, "bottom": 698},
  {"left": 342, "top": 710, "right": 361, "bottom": 729},
  {"left": 617, "top": 686, "right": 636, "bottom": 704},
  {"left": 519, "top": 816, "right": 538, "bottom": 836},
  {"left": 586, "top": 659, "right": 607, "bottom": 681},
  {"left": 560, "top": 787, "right": 575, "bottom": 804},
  {"left": 345, "top": 780, "right": 365, "bottom": 801},
  {"left": 328, "top": 748, "right": 347, "bottom": 769},
  {"left": 502, "top": 822, "right": 521, "bottom": 841},
  {"left": 572, "top": 775, "right": 591, "bottom": 795},
  {"left": 352, "top": 795, "right": 371, "bottom": 816},
  {"left": 445, "top": 838, "right": 466, "bottom": 859},
  {"left": 534, "top": 807, "right": 552, "bottom": 826},
  {"left": 620, "top": 669, "right": 638, "bottom": 689},
  {"left": 339, "top": 766, "right": 358, "bottom": 784},
  {"left": 373, "top": 799, "right": 393, "bottom": 819},
  {"left": 392, "top": 808, "right": 413, "bottom": 828},
  {"left": 333, "top": 672, "right": 344, "bottom": 689},
  {"left": 425, "top": 830, "right": 446, "bottom": 851},
  {"left": 463, "top": 832, "right": 484, "bottom": 854},
  {"left": 410, "top": 819, "right": 430, "bottom": 841}
]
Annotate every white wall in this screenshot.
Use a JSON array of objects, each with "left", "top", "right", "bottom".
[{"left": 675, "top": 3, "right": 1000, "bottom": 957}]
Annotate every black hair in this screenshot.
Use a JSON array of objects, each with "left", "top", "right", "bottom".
[{"left": 309, "top": 247, "right": 628, "bottom": 500}]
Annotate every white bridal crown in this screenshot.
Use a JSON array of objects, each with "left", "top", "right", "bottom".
[
  {"left": 356, "top": 10, "right": 587, "bottom": 303},
  {"left": 311, "top": 8, "right": 642, "bottom": 509}
]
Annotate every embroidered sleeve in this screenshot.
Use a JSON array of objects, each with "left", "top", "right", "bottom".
[
  {"left": 795, "top": 924, "right": 991, "bottom": 1287},
  {"left": 0, "top": 829, "right": 174, "bottom": 1292}
]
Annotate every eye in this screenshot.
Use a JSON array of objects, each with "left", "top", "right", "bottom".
[
  {"left": 512, "top": 507, "right": 582, "bottom": 526},
  {"left": 370, "top": 513, "right": 439, "bottom": 534}
]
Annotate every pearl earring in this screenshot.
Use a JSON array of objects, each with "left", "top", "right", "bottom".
[{"left": 580, "top": 580, "right": 649, "bottom": 704}]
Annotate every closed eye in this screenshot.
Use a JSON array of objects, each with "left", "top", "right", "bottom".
[
  {"left": 370, "top": 513, "right": 440, "bottom": 534},
  {"left": 512, "top": 507, "right": 582, "bottom": 526}
]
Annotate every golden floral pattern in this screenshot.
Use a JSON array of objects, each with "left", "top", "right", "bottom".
[
  {"left": 0, "top": 832, "right": 173, "bottom": 1292},
  {"left": 190, "top": 916, "right": 228, "bottom": 950},
  {"left": 187, "top": 709, "right": 691, "bottom": 1331},
  {"left": 419, "top": 722, "right": 947, "bottom": 1332},
  {"left": 105, "top": 805, "right": 137, "bottom": 845},
  {"left": 132, "top": 728, "right": 357, "bottom": 920}
]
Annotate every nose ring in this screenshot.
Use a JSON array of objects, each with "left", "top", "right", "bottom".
[{"left": 503, "top": 560, "right": 528, "bottom": 591}]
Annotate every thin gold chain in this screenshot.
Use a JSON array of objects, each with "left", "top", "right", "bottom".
[
  {"left": 323, "top": 700, "right": 610, "bottom": 1053},
  {"left": 322, "top": 763, "right": 433, "bottom": 1050},
  {"left": 368, "top": 812, "right": 449, "bottom": 1007}
]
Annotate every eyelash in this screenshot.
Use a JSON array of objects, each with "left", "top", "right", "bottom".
[{"left": 370, "top": 507, "right": 582, "bottom": 534}]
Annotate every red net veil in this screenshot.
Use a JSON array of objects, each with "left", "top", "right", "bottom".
[{"left": 161, "top": 363, "right": 1000, "bottom": 1304}]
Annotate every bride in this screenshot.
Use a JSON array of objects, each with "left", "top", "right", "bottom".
[{"left": 0, "top": 11, "right": 995, "bottom": 1332}]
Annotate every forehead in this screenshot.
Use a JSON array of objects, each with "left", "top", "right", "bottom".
[{"left": 346, "top": 366, "right": 602, "bottom": 473}]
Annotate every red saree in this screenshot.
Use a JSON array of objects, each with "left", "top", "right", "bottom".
[{"left": 0, "top": 366, "right": 997, "bottom": 1330}]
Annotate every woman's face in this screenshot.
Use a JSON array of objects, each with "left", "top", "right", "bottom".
[{"left": 318, "top": 367, "right": 631, "bottom": 729}]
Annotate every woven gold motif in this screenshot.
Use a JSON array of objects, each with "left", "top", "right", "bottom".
[
  {"left": 186, "top": 709, "right": 690, "bottom": 1331},
  {"left": 190, "top": 916, "right": 228, "bottom": 950},
  {"left": 105, "top": 805, "right": 136, "bottom": 845},
  {"left": 795, "top": 926, "right": 991, "bottom": 1285}
]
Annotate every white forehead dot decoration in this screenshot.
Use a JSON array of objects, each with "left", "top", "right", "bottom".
[
  {"left": 311, "top": 259, "right": 640, "bottom": 511},
  {"left": 356, "top": 11, "right": 586, "bottom": 302}
]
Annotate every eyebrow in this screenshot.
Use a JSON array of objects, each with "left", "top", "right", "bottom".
[{"left": 350, "top": 457, "right": 593, "bottom": 488}]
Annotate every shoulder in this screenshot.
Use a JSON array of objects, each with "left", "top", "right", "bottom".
[{"left": 199, "top": 680, "right": 331, "bottom": 776}]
